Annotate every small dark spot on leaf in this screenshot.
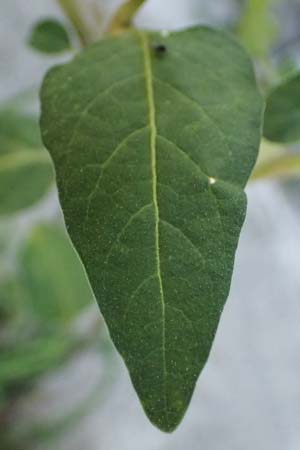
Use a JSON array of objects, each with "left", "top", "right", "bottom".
[{"left": 153, "top": 44, "right": 167, "bottom": 57}]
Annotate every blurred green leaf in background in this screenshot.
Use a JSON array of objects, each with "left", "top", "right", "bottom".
[
  {"left": 264, "top": 73, "right": 300, "bottom": 143},
  {"left": 19, "top": 224, "right": 94, "bottom": 325},
  {"left": 0, "top": 224, "right": 95, "bottom": 415},
  {"left": 0, "top": 110, "right": 53, "bottom": 216},
  {"left": 28, "top": 18, "right": 72, "bottom": 54}
]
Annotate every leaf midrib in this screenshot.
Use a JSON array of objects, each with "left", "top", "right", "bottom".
[{"left": 139, "top": 31, "right": 168, "bottom": 413}]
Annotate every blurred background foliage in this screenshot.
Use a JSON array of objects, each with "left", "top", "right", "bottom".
[
  {"left": 0, "top": 109, "right": 53, "bottom": 215},
  {"left": 1, "top": 0, "right": 300, "bottom": 449},
  {"left": 0, "top": 221, "right": 105, "bottom": 445}
]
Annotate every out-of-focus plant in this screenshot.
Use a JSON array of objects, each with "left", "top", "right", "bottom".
[
  {"left": 238, "top": 0, "right": 278, "bottom": 60},
  {"left": 0, "top": 224, "right": 101, "bottom": 443},
  {"left": 0, "top": 109, "right": 53, "bottom": 215}
]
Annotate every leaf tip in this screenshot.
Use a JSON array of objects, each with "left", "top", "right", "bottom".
[
  {"left": 140, "top": 391, "right": 191, "bottom": 433},
  {"left": 145, "top": 409, "right": 184, "bottom": 433}
]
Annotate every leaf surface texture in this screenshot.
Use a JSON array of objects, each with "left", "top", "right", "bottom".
[{"left": 40, "top": 27, "right": 263, "bottom": 431}]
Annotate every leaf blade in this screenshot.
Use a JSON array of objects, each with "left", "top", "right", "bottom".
[{"left": 40, "top": 27, "right": 263, "bottom": 431}]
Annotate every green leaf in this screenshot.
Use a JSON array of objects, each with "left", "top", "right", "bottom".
[
  {"left": 0, "top": 282, "right": 71, "bottom": 398},
  {"left": 264, "top": 73, "right": 300, "bottom": 143},
  {"left": 0, "top": 224, "right": 94, "bottom": 396},
  {"left": 0, "top": 110, "right": 53, "bottom": 215},
  {"left": 19, "top": 224, "right": 94, "bottom": 326},
  {"left": 28, "top": 19, "right": 71, "bottom": 54},
  {"left": 0, "top": 334, "right": 74, "bottom": 386},
  {"left": 40, "top": 27, "right": 263, "bottom": 431}
]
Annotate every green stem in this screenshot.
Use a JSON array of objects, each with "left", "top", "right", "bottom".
[
  {"left": 251, "top": 153, "right": 300, "bottom": 181},
  {"left": 57, "top": 0, "right": 93, "bottom": 45},
  {"left": 107, "top": 0, "right": 146, "bottom": 35}
]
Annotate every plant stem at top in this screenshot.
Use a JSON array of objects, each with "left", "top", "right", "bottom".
[
  {"left": 57, "top": 0, "right": 93, "bottom": 45},
  {"left": 107, "top": 0, "right": 146, "bottom": 35}
]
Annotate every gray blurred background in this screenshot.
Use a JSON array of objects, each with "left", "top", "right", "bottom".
[{"left": 1, "top": 1, "right": 300, "bottom": 450}]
